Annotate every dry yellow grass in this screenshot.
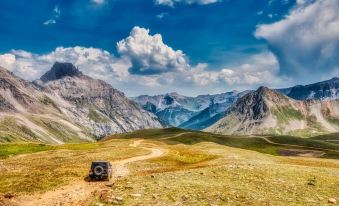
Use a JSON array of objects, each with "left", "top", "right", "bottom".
[
  {"left": 0, "top": 134, "right": 338, "bottom": 206},
  {"left": 0, "top": 139, "right": 149, "bottom": 194},
  {"left": 96, "top": 141, "right": 339, "bottom": 206}
]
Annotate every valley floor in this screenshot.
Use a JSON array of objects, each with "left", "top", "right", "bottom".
[{"left": 0, "top": 129, "right": 338, "bottom": 205}]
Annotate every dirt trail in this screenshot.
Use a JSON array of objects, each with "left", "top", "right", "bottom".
[
  {"left": 257, "top": 136, "right": 332, "bottom": 151},
  {"left": 13, "top": 140, "right": 165, "bottom": 206},
  {"left": 254, "top": 136, "right": 328, "bottom": 157},
  {"left": 161, "top": 132, "right": 192, "bottom": 140}
]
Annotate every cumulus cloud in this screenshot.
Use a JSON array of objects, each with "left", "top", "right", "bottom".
[
  {"left": 155, "top": 0, "right": 221, "bottom": 7},
  {"left": 0, "top": 54, "right": 16, "bottom": 70},
  {"left": 0, "top": 47, "right": 126, "bottom": 81},
  {"left": 117, "top": 26, "right": 189, "bottom": 75},
  {"left": 188, "top": 52, "right": 284, "bottom": 87},
  {"left": 255, "top": 0, "right": 339, "bottom": 82},
  {"left": 0, "top": 27, "right": 283, "bottom": 96}
]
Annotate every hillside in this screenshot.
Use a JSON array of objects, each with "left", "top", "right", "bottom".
[
  {"left": 0, "top": 128, "right": 338, "bottom": 206},
  {"left": 207, "top": 87, "right": 339, "bottom": 137},
  {"left": 0, "top": 63, "right": 162, "bottom": 144}
]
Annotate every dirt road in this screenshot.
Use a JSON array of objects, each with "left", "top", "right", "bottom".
[{"left": 13, "top": 140, "right": 165, "bottom": 206}]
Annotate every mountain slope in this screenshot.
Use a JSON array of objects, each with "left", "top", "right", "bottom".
[
  {"left": 179, "top": 102, "right": 233, "bottom": 130},
  {"left": 133, "top": 91, "right": 242, "bottom": 128},
  {"left": 0, "top": 63, "right": 162, "bottom": 144},
  {"left": 34, "top": 62, "right": 162, "bottom": 137},
  {"left": 179, "top": 91, "right": 249, "bottom": 130},
  {"left": 207, "top": 87, "right": 339, "bottom": 137},
  {"left": 0, "top": 66, "right": 91, "bottom": 144},
  {"left": 278, "top": 77, "right": 339, "bottom": 100}
]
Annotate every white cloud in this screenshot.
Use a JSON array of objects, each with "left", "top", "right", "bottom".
[
  {"left": 43, "top": 19, "right": 56, "bottom": 25},
  {"left": 156, "top": 12, "right": 168, "bottom": 19},
  {"left": 0, "top": 47, "right": 124, "bottom": 81},
  {"left": 117, "top": 26, "right": 189, "bottom": 75},
  {"left": 0, "top": 53, "right": 16, "bottom": 71},
  {"left": 91, "top": 0, "right": 105, "bottom": 5},
  {"left": 43, "top": 5, "right": 61, "bottom": 26},
  {"left": 155, "top": 0, "right": 221, "bottom": 7},
  {"left": 255, "top": 0, "right": 339, "bottom": 83},
  {"left": 53, "top": 5, "right": 61, "bottom": 17},
  {"left": 0, "top": 27, "right": 284, "bottom": 96},
  {"left": 187, "top": 52, "right": 284, "bottom": 86}
]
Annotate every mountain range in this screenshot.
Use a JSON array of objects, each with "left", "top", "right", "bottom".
[
  {"left": 0, "top": 62, "right": 161, "bottom": 144},
  {"left": 132, "top": 91, "right": 249, "bottom": 129},
  {"left": 134, "top": 77, "right": 339, "bottom": 136},
  {"left": 1, "top": 61, "right": 339, "bottom": 143}
]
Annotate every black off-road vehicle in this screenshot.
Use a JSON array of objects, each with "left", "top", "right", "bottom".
[{"left": 89, "top": 161, "right": 113, "bottom": 181}]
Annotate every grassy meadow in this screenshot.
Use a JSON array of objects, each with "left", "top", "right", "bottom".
[{"left": 0, "top": 128, "right": 338, "bottom": 205}]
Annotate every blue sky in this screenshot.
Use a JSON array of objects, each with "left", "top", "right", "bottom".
[{"left": 1, "top": 0, "right": 339, "bottom": 96}]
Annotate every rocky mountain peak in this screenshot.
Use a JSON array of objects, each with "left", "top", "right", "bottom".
[
  {"left": 256, "top": 86, "right": 274, "bottom": 96},
  {"left": 40, "top": 62, "right": 83, "bottom": 82},
  {"left": 163, "top": 94, "right": 175, "bottom": 105},
  {"left": 256, "top": 86, "right": 289, "bottom": 103}
]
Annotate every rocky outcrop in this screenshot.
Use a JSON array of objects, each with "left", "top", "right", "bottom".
[{"left": 40, "top": 62, "right": 83, "bottom": 82}]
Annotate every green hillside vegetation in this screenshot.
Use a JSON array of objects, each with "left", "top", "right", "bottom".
[
  {"left": 107, "top": 128, "right": 339, "bottom": 159},
  {"left": 0, "top": 115, "right": 92, "bottom": 143},
  {"left": 0, "top": 142, "right": 99, "bottom": 159},
  {"left": 272, "top": 106, "right": 304, "bottom": 125},
  {"left": 310, "top": 133, "right": 339, "bottom": 148},
  {"left": 0, "top": 117, "right": 39, "bottom": 142},
  {"left": 88, "top": 108, "right": 110, "bottom": 123}
]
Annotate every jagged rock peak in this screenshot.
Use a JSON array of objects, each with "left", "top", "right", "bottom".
[
  {"left": 40, "top": 62, "right": 83, "bottom": 82},
  {"left": 256, "top": 86, "right": 272, "bottom": 95},
  {"left": 255, "top": 86, "right": 289, "bottom": 102}
]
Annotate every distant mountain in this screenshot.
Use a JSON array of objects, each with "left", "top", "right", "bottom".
[
  {"left": 179, "top": 91, "right": 249, "bottom": 130},
  {"left": 133, "top": 91, "right": 244, "bottom": 128},
  {"left": 0, "top": 62, "right": 162, "bottom": 144},
  {"left": 278, "top": 77, "right": 339, "bottom": 100},
  {"left": 179, "top": 102, "right": 230, "bottom": 130},
  {"left": 207, "top": 87, "right": 339, "bottom": 137}
]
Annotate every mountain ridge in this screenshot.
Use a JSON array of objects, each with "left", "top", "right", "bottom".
[
  {"left": 207, "top": 86, "right": 339, "bottom": 137},
  {"left": 0, "top": 63, "right": 162, "bottom": 144},
  {"left": 133, "top": 91, "right": 244, "bottom": 128},
  {"left": 278, "top": 77, "right": 339, "bottom": 100}
]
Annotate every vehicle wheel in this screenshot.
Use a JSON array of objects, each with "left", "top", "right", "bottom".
[{"left": 93, "top": 165, "right": 104, "bottom": 176}]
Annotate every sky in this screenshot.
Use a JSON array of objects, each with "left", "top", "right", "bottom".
[{"left": 0, "top": 0, "right": 339, "bottom": 96}]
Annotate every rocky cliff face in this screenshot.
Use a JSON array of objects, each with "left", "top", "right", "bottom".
[
  {"left": 0, "top": 63, "right": 162, "bottom": 144},
  {"left": 207, "top": 87, "right": 339, "bottom": 137}
]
